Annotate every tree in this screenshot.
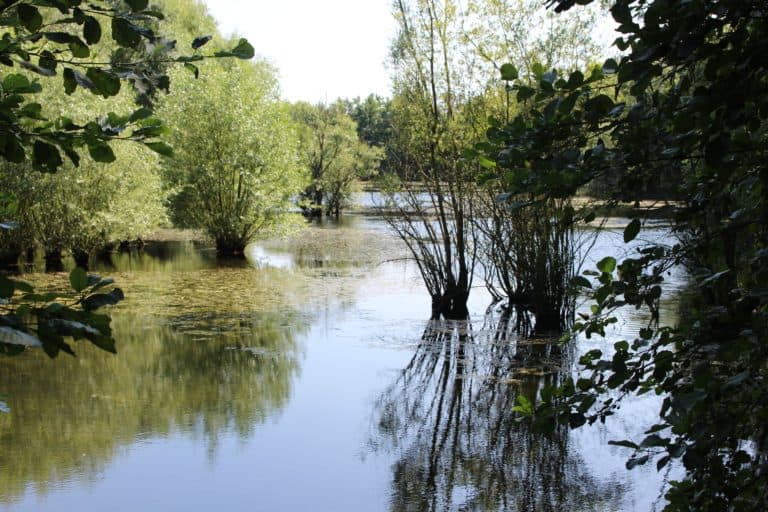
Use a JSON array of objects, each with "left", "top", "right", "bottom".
[
  {"left": 0, "top": 0, "right": 253, "bottom": 171},
  {"left": 345, "top": 94, "right": 392, "bottom": 149},
  {"left": 0, "top": 0, "right": 253, "bottom": 357},
  {"left": 480, "top": 0, "right": 768, "bottom": 508},
  {"left": 292, "top": 100, "right": 381, "bottom": 217},
  {"left": 385, "top": 0, "right": 488, "bottom": 320},
  {"left": 463, "top": 0, "right": 604, "bottom": 81},
  {"left": 344, "top": 94, "right": 397, "bottom": 176},
  {"left": 160, "top": 58, "right": 306, "bottom": 255},
  {"left": 0, "top": 73, "right": 169, "bottom": 269},
  {"left": 0, "top": 143, "right": 166, "bottom": 270}
]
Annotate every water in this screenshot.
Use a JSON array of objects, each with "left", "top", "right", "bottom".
[{"left": 0, "top": 215, "right": 683, "bottom": 511}]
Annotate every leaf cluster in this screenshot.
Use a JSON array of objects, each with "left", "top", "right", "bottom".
[
  {"left": 1, "top": 267, "right": 123, "bottom": 357},
  {"left": 0, "top": 0, "right": 254, "bottom": 172},
  {"left": 481, "top": 0, "right": 768, "bottom": 508}
]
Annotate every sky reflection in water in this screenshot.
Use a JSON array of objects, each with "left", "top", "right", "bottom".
[{"left": 0, "top": 216, "right": 682, "bottom": 511}]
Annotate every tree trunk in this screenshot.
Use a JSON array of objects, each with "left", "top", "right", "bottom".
[
  {"left": 44, "top": 248, "right": 64, "bottom": 272},
  {"left": 0, "top": 249, "right": 22, "bottom": 271},
  {"left": 215, "top": 237, "right": 246, "bottom": 257},
  {"left": 312, "top": 189, "right": 324, "bottom": 218},
  {"left": 73, "top": 249, "right": 90, "bottom": 270},
  {"left": 431, "top": 283, "right": 470, "bottom": 320}
]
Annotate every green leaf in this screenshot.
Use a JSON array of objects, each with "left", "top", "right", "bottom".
[
  {"left": 572, "top": 275, "right": 592, "bottom": 289},
  {"left": 603, "top": 58, "right": 619, "bottom": 74},
  {"left": 624, "top": 218, "right": 641, "bottom": 243},
  {"left": 87, "top": 334, "right": 117, "bottom": 354},
  {"left": 82, "top": 288, "right": 125, "bottom": 311},
  {"left": 640, "top": 434, "right": 668, "bottom": 448},
  {"left": 191, "top": 35, "right": 212, "bottom": 50},
  {"left": 86, "top": 68, "right": 121, "bottom": 97},
  {"left": 88, "top": 143, "right": 116, "bottom": 163},
  {"left": 0, "top": 275, "right": 14, "bottom": 299},
  {"left": 2, "top": 136, "right": 26, "bottom": 163},
  {"left": 477, "top": 155, "right": 495, "bottom": 169},
  {"left": 531, "top": 62, "right": 545, "bottom": 78},
  {"left": 626, "top": 454, "right": 650, "bottom": 470},
  {"left": 584, "top": 94, "right": 615, "bottom": 122},
  {"left": 63, "top": 68, "right": 77, "bottom": 94},
  {"left": 567, "top": 70, "right": 584, "bottom": 89},
  {"left": 68, "top": 38, "right": 90, "bottom": 58},
  {"left": 145, "top": 142, "right": 173, "bottom": 157},
  {"left": 214, "top": 38, "right": 254, "bottom": 59},
  {"left": 512, "top": 394, "right": 534, "bottom": 415},
  {"left": 129, "top": 108, "right": 153, "bottom": 122},
  {"left": 2, "top": 74, "right": 31, "bottom": 92},
  {"left": 516, "top": 86, "right": 536, "bottom": 102},
  {"left": 500, "top": 63, "right": 518, "bottom": 81},
  {"left": 608, "top": 439, "right": 639, "bottom": 449},
  {"left": 69, "top": 267, "right": 88, "bottom": 292},
  {"left": 20, "top": 102, "right": 43, "bottom": 120},
  {"left": 62, "top": 146, "right": 81, "bottom": 167},
  {"left": 18, "top": 4, "right": 43, "bottom": 32},
  {"left": 0, "top": 327, "right": 42, "bottom": 347},
  {"left": 43, "top": 32, "right": 77, "bottom": 44},
  {"left": 51, "top": 319, "right": 101, "bottom": 337},
  {"left": 38, "top": 50, "right": 57, "bottom": 72},
  {"left": 32, "top": 140, "right": 63, "bottom": 172},
  {"left": 83, "top": 16, "right": 102, "bottom": 45},
  {"left": 125, "top": 0, "right": 149, "bottom": 11},
  {"left": 111, "top": 17, "right": 142, "bottom": 48},
  {"left": 183, "top": 62, "right": 199, "bottom": 78},
  {"left": 63, "top": 68, "right": 95, "bottom": 92},
  {"left": 597, "top": 256, "right": 617, "bottom": 274}
]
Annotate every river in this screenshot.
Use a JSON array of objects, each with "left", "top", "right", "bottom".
[{"left": 0, "top": 214, "right": 683, "bottom": 511}]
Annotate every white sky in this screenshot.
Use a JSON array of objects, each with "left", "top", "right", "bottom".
[{"left": 200, "top": 0, "right": 397, "bottom": 103}]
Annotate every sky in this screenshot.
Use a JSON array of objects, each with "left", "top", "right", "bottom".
[{"left": 200, "top": 0, "right": 397, "bottom": 104}]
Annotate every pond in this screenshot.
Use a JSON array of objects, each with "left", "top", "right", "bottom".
[{"left": 0, "top": 215, "right": 683, "bottom": 511}]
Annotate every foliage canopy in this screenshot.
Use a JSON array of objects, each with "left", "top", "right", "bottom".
[
  {"left": 160, "top": 59, "right": 306, "bottom": 255},
  {"left": 479, "top": 0, "right": 768, "bottom": 508},
  {"left": 1, "top": 0, "right": 253, "bottom": 357}
]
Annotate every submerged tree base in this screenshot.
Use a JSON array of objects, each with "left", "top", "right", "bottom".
[
  {"left": 431, "top": 288, "right": 470, "bottom": 320},
  {"left": 215, "top": 239, "right": 247, "bottom": 258}
]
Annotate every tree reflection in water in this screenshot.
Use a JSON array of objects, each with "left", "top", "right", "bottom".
[
  {"left": 0, "top": 310, "right": 306, "bottom": 502},
  {"left": 371, "top": 309, "right": 626, "bottom": 511}
]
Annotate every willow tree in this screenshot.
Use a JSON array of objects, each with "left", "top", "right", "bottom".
[
  {"left": 160, "top": 59, "right": 306, "bottom": 255},
  {"left": 0, "top": 143, "right": 166, "bottom": 269},
  {"left": 386, "top": 0, "right": 483, "bottom": 320},
  {"left": 0, "top": 0, "right": 253, "bottom": 358},
  {"left": 291, "top": 101, "right": 381, "bottom": 217}
]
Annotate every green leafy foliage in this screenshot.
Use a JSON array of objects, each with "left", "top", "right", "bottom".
[
  {"left": 159, "top": 59, "right": 307, "bottom": 255},
  {"left": 480, "top": 0, "right": 768, "bottom": 508},
  {"left": 0, "top": 268, "right": 123, "bottom": 357},
  {"left": 291, "top": 101, "right": 381, "bottom": 217},
  {"left": 1, "top": 0, "right": 255, "bottom": 363},
  {"left": 0, "top": 0, "right": 254, "bottom": 172}
]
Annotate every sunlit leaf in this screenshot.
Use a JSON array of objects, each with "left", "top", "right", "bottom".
[{"left": 0, "top": 327, "right": 42, "bottom": 347}]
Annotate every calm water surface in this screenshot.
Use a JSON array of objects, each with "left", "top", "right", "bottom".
[{"left": 0, "top": 216, "right": 683, "bottom": 511}]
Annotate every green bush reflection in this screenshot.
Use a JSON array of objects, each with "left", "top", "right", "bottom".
[{"left": 0, "top": 262, "right": 308, "bottom": 502}]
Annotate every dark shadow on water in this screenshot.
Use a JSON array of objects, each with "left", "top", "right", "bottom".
[{"left": 370, "top": 313, "right": 626, "bottom": 512}]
